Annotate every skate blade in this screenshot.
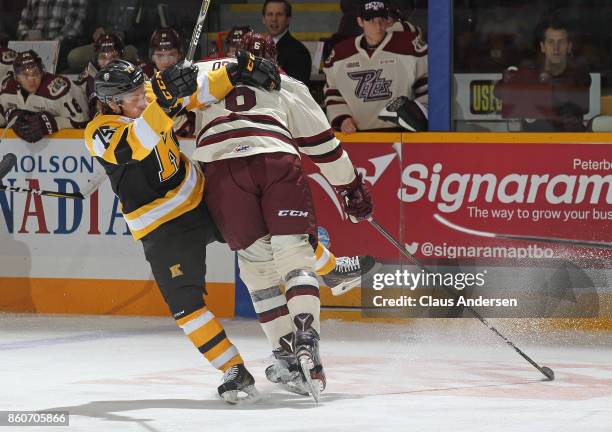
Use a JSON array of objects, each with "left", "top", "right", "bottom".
[
  {"left": 220, "top": 385, "right": 261, "bottom": 405},
  {"left": 330, "top": 276, "right": 360, "bottom": 296},
  {"left": 298, "top": 356, "right": 321, "bottom": 404},
  {"left": 277, "top": 381, "right": 311, "bottom": 396}
]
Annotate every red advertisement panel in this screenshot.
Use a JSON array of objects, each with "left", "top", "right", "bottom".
[{"left": 303, "top": 138, "right": 611, "bottom": 265}]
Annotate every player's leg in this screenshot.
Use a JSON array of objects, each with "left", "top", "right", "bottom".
[
  {"left": 140, "top": 203, "right": 257, "bottom": 403},
  {"left": 203, "top": 158, "right": 295, "bottom": 351},
  {"left": 203, "top": 157, "right": 306, "bottom": 392},
  {"left": 258, "top": 153, "right": 326, "bottom": 400},
  {"left": 314, "top": 241, "right": 378, "bottom": 295}
]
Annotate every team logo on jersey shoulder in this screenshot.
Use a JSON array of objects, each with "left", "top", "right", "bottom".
[
  {"left": 48, "top": 77, "right": 68, "bottom": 97},
  {"left": 234, "top": 144, "right": 250, "bottom": 153},
  {"left": 412, "top": 34, "right": 427, "bottom": 53},
  {"left": 324, "top": 49, "right": 335, "bottom": 66},
  {"left": 1, "top": 50, "right": 16, "bottom": 63}
]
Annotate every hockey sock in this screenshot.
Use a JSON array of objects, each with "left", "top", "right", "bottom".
[
  {"left": 314, "top": 242, "right": 336, "bottom": 276},
  {"left": 248, "top": 285, "right": 294, "bottom": 349},
  {"left": 284, "top": 269, "right": 321, "bottom": 334},
  {"left": 176, "top": 306, "right": 243, "bottom": 372}
]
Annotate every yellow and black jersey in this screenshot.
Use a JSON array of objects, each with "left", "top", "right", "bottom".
[{"left": 84, "top": 68, "right": 234, "bottom": 240}]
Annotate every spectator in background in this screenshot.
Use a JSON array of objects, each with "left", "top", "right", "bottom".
[
  {"left": 0, "top": 34, "right": 17, "bottom": 83},
  {"left": 494, "top": 18, "right": 591, "bottom": 132},
  {"left": 67, "top": 0, "right": 175, "bottom": 72},
  {"left": 17, "top": 0, "right": 88, "bottom": 72},
  {"left": 262, "top": 0, "right": 312, "bottom": 84},
  {"left": 323, "top": 1, "right": 428, "bottom": 132},
  {"left": 225, "top": 26, "right": 253, "bottom": 58},
  {"left": 0, "top": 50, "right": 89, "bottom": 141},
  {"left": 73, "top": 33, "right": 125, "bottom": 119},
  {"left": 142, "top": 28, "right": 183, "bottom": 77}
]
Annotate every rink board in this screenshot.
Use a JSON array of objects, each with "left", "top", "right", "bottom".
[{"left": 0, "top": 130, "right": 611, "bottom": 325}]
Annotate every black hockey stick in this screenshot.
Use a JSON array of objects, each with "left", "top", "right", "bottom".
[
  {"left": 367, "top": 217, "right": 555, "bottom": 381},
  {"left": 0, "top": 183, "right": 84, "bottom": 200},
  {"left": 0, "top": 153, "right": 17, "bottom": 180},
  {"left": 184, "top": 0, "right": 212, "bottom": 64},
  {"left": 434, "top": 213, "right": 612, "bottom": 250}
]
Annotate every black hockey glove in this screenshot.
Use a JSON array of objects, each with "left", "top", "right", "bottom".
[
  {"left": 151, "top": 61, "right": 198, "bottom": 110},
  {"left": 334, "top": 170, "right": 373, "bottom": 223},
  {"left": 226, "top": 49, "right": 281, "bottom": 91},
  {"left": 13, "top": 111, "right": 58, "bottom": 143},
  {"left": 378, "top": 96, "right": 428, "bottom": 132}
]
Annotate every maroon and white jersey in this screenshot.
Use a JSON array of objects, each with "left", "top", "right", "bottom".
[
  {"left": 0, "top": 72, "right": 89, "bottom": 127},
  {"left": 323, "top": 30, "right": 428, "bottom": 131},
  {"left": 0, "top": 47, "right": 16, "bottom": 84},
  {"left": 74, "top": 62, "right": 98, "bottom": 119},
  {"left": 191, "top": 58, "right": 356, "bottom": 186}
]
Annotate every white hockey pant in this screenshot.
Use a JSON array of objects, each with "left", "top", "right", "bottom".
[{"left": 238, "top": 234, "right": 321, "bottom": 349}]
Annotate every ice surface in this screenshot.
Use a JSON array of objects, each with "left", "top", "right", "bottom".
[{"left": 0, "top": 313, "right": 610, "bottom": 432}]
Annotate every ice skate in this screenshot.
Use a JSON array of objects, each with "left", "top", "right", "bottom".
[
  {"left": 322, "top": 255, "right": 378, "bottom": 295},
  {"left": 265, "top": 345, "right": 310, "bottom": 396},
  {"left": 293, "top": 314, "right": 326, "bottom": 403},
  {"left": 217, "top": 364, "right": 260, "bottom": 404}
]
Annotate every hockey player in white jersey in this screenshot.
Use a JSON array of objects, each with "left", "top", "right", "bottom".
[
  {"left": 191, "top": 35, "right": 373, "bottom": 402},
  {"left": 0, "top": 50, "right": 89, "bottom": 141},
  {"left": 323, "top": 1, "right": 428, "bottom": 133}
]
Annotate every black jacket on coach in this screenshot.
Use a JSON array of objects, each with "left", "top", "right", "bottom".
[{"left": 276, "top": 31, "right": 312, "bottom": 85}]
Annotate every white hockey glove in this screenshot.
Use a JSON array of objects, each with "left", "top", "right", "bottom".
[{"left": 378, "top": 96, "right": 428, "bottom": 132}]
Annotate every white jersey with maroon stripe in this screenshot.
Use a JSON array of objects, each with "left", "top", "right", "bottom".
[
  {"left": 191, "top": 58, "right": 356, "bottom": 186},
  {"left": 0, "top": 72, "right": 89, "bottom": 128},
  {"left": 323, "top": 30, "right": 428, "bottom": 131}
]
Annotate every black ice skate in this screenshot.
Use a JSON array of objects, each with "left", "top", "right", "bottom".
[
  {"left": 322, "top": 255, "right": 378, "bottom": 296},
  {"left": 293, "top": 313, "right": 326, "bottom": 403},
  {"left": 217, "top": 363, "right": 260, "bottom": 404},
  {"left": 265, "top": 339, "right": 310, "bottom": 396}
]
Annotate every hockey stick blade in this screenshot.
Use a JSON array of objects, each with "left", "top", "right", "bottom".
[
  {"left": 184, "top": 0, "right": 212, "bottom": 64},
  {"left": 0, "top": 184, "right": 84, "bottom": 200},
  {"left": 434, "top": 213, "right": 612, "bottom": 250},
  {"left": 0, "top": 153, "right": 17, "bottom": 180},
  {"left": 367, "top": 217, "right": 555, "bottom": 381}
]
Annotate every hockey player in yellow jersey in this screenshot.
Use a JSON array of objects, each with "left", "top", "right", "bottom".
[{"left": 84, "top": 54, "right": 280, "bottom": 403}]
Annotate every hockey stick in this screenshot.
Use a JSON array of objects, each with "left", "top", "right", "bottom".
[
  {"left": 0, "top": 184, "right": 84, "bottom": 200},
  {"left": 184, "top": 0, "right": 212, "bottom": 65},
  {"left": 367, "top": 217, "right": 555, "bottom": 381},
  {"left": 434, "top": 213, "right": 612, "bottom": 250},
  {"left": 0, "top": 117, "right": 17, "bottom": 144},
  {"left": 0, "top": 153, "right": 17, "bottom": 180}
]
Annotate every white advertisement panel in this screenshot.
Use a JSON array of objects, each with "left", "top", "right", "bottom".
[{"left": 0, "top": 135, "right": 234, "bottom": 283}]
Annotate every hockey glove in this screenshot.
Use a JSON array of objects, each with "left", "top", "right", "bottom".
[
  {"left": 378, "top": 96, "right": 428, "bottom": 132},
  {"left": 226, "top": 49, "right": 281, "bottom": 91},
  {"left": 334, "top": 170, "right": 373, "bottom": 223},
  {"left": 13, "top": 111, "right": 58, "bottom": 143},
  {"left": 151, "top": 61, "right": 198, "bottom": 110}
]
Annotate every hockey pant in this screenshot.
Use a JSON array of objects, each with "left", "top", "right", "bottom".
[
  {"left": 141, "top": 203, "right": 243, "bottom": 372},
  {"left": 238, "top": 234, "right": 321, "bottom": 349}
]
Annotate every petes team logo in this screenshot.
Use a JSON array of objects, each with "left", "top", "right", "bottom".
[
  {"left": 348, "top": 69, "right": 392, "bottom": 102},
  {"left": 48, "top": 77, "right": 68, "bottom": 97}
]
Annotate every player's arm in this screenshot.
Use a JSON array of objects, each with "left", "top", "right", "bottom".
[
  {"left": 284, "top": 81, "right": 372, "bottom": 222},
  {"left": 323, "top": 54, "right": 353, "bottom": 131},
  {"left": 183, "top": 50, "right": 280, "bottom": 111},
  {"left": 411, "top": 34, "right": 429, "bottom": 108}
]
